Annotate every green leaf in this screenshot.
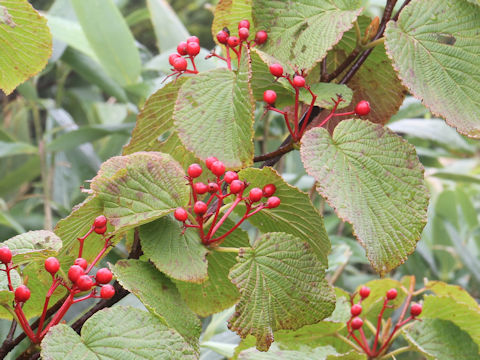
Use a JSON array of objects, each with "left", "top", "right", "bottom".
[
  {"left": 236, "top": 167, "right": 330, "bottom": 263},
  {"left": 111, "top": 260, "right": 201, "bottom": 351},
  {"left": 252, "top": 0, "right": 362, "bottom": 71},
  {"left": 0, "top": 230, "right": 62, "bottom": 265},
  {"left": 0, "top": 141, "right": 37, "bottom": 158},
  {"left": 140, "top": 215, "right": 208, "bottom": 283},
  {"left": 0, "top": 0, "right": 52, "bottom": 94},
  {"left": 229, "top": 232, "right": 335, "bottom": 351},
  {"left": 91, "top": 152, "right": 190, "bottom": 231},
  {"left": 237, "top": 344, "right": 341, "bottom": 360},
  {"left": 174, "top": 57, "right": 255, "bottom": 170},
  {"left": 300, "top": 120, "right": 429, "bottom": 274},
  {"left": 0, "top": 156, "right": 41, "bottom": 197},
  {"left": 146, "top": 0, "right": 189, "bottom": 52},
  {"left": 404, "top": 318, "right": 479, "bottom": 360},
  {"left": 385, "top": 0, "right": 480, "bottom": 138},
  {"left": 71, "top": 0, "right": 141, "bottom": 86},
  {"left": 175, "top": 219, "right": 249, "bottom": 316},
  {"left": 425, "top": 281, "right": 479, "bottom": 309},
  {"left": 212, "top": 0, "right": 255, "bottom": 44},
  {"left": 40, "top": 306, "right": 197, "bottom": 360}
]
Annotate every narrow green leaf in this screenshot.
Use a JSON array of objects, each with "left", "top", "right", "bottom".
[
  {"left": 0, "top": 156, "right": 40, "bottom": 197},
  {"left": 229, "top": 232, "right": 335, "bottom": 351},
  {"left": 40, "top": 306, "right": 197, "bottom": 360},
  {"left": 385, "top": 0, "right": 480, "bottom": 137},
  {"left": 0, "top": 231, "right": 62, "bottom": 265},
  {"left": 0, "top": 141, "right": 37, "bottom": 158},
  {"left": 111, "top": 260, "right": 202, "bottom": 351},
  {"left": 300, "top": 120, "right": 429, "bottom": 274},
  {"left": 0, "top": 0, "right": 52, "bottom": 94},
  {"left": 71, "top": 0, "right": 141, "bottom": 86}
]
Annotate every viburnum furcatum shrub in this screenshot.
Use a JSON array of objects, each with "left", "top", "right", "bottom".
[{"left": 1, "top": 0, "right": 480, "bottom": 359}]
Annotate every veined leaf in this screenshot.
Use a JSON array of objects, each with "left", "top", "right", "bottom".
[{"left": 0, "top": 231, "right": 62, "bottom": 265}]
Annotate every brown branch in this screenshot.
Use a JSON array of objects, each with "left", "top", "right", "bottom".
[
  {"left": 392, "top": 0, "right": 411, "bottom": 21},
  {"left": 253, "top": 141, "right": 294, "bottom": 163},
  {"left": 326, "top": 47, "right": 361, "bottom": 82}
]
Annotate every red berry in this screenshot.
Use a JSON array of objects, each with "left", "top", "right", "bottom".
[
  {"left": 68, "top": 265, "right": 84, "bottom": 283},
  {"left": 173, "top": 57, "right": 188, "bottom": 71},
  {"left": 208, "top": 182, "right": 219, "bottom": 193},
  {"left": 94, "top": 226, "right": 107, "bottom": 235},
  {"left": 194, "top": 201, "right": 207, "bottom": 215},
  {"left": 168, "top": 53, "right": 181, "bottom": 66},
  {"left": 0, "top": 246, "right": 12, "bottom": 264},
  {"left": 386, "top": 288, "right": 398, "bottom": 300},
  {"left": 186, "top": 36, "right": 200, "bottom": 44},
  {"left": 227, "top": 36, "right": 240, "bottom": 48},
  {"left": 351, "top": 304, "right": 362, "bottom": 316},
  {"left": 355, "top": 100, "right": 370, "bottom": 116},
  {"left": 230, "top": 180, "right": 245, "bottom": 194},
  {"left": 188, "top": 163, "right": 203, "bottom": 178},
  {"left": 263, "top": 90, "right": 277, "bottom": 105},
  {"left": 410, "top": 303, "right": 422, "bottom": 317},
  {"left": 351, "top": 317, "right": 363, "bottom": 330},
  {"left": 262, "top": 184, "right": 276, "bottom": 197},
  {"left": 187, "top": 42, "right": 200, "bottom": 56},
  {"left": 238, "top": 27, "right": 249, "bottom": 41},
  {"left": 76, "top": 275, "right": 93, "bottom": 291},
  {"left": 177, "top": 41, "right": 188, "bottom": 55},
  {"left": 44, "top": 257, "right": 60, "bottom": 275},
  {"left": 74, "top": 258, "right": 88, "bottom": 270},
  {"left": 269, "top": 64, "right": 283, "bottom": 77},
  {"left": 266, "top": 196, "right": 281, "bottom": 209},
  {"left": 174, "top": 208, "right": 188, "bottom": 222},
  {"left": 238, "top": 20, "right": 250, "bottom": 29},
  {"left": 249, "top": 188, "right": 263, "bottom": 202},
  {"left": 293, "top": 75, "right": 306, "bottom": 88},
  {"left": 94, "top": 215, "right": 107, "bottom": 228},
  {"left": 217, "top": 30, "right": 229, "bottom": 44},
  {"left": 211, "top": 161, "right": 226, "bottom": 177},
  {"left": 96, "top": 268, "right": 113, "bottom": 284},
  {"left": 255, "top": 30, "right": 268, "bottom": 44},
  {"left": 100, "top": 284, "right": 115, "bottom": 299},
  {"left": 359, "top": 286, "right": 370, "bottom": 299},
  {"left": 224, "top": 171, "right": 239, "bottom": 184},
  {"left": 15, "top": 285, "right": 30, "bottom": 303},
  {"left": 194, "top": 182, "right": 208, "bottom": 195},
  {"left": 205, "top": 156, "right": 218, "bottom": 170}
]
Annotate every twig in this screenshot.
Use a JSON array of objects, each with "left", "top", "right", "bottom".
[{"left": 392, "top": 0, "right": 411, "bottom": 21}]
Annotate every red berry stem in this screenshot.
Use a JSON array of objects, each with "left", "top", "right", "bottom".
[
  {"left": 294, "top": 87, "right": 300, "bottom": 138},
  {"left": 317, "top": 95, "right": 346, "bottom": 128},
  {"left": 358, "top": 327, "right": 372, "bottom": 355},
  {"left": 39, "top": 293, "right": 74, "bottom": 340},
  {"left": 189, "top": 55, "right": 198, "bottom": 73},
  {"left": 226, "top": 46, "right": 232, "bottom": 70},
  {"left": 14, "top": 304, "right": 36, "bottom": 342},
  {"left": 84, "top": 236, "right": 113, "bottom": 274},
  {"left": 266, "top": 106, "right": 295, "bottom": 140},
  {"left": 372, "top": 297, "right": 389, "bottom": 352},
  {"left": 36, "top": 279, "right": 61, "bottom": 338},
  {"left": 5, "top": 264, "right": 14, "bottom": 292},
  {"left": 77, "top": 227, "right": 94, "bottom": 258},
  {"left": 298, "top": 87, "right": 318, "bottom": 139},
  {"left": 350, "top": 331, "right": 372, "bottom": 356},
  {"left": 207, "top": 195, "right": 243, "bottom": 242}
]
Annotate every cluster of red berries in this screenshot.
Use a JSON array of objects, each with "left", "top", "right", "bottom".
[
  {"left": 167, "top": 36, "right": 201, "bottom": 79},
  {"left": 347, "top": 286, "right": 422, "bottom": 357},
  {"left": 174, "top": 157, "right": 280, "bottom": 245}
]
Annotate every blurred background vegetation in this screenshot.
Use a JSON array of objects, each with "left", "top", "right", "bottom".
[{"left": 1, "top": 0, "right": 480, "bottom": 358}]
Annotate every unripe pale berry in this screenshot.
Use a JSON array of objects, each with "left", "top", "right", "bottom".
[
  {"left": 101, "top": 284, "right": 115, "bottom": 299},
  {"left": 230, "top": 180, "right": 245, "bottom": 194},
  {"left": 0, "top": 246, "right": 12, "bottom": 264},
  {"left": 45, "top": 257, "right": 60, "bottom": 275},
  {"left": 15, "top": 285, "right": 31, "bottom": 303},
  {"left": 94, "top": 215, "right": 107, "bottom": 228},
  {"left": 211, "top": 161, "right": 226, "bottom": 177},
  {"left": 177, "top": 41, "right": 188, "bottom": 56},
  {"left": 186, "top": 36, "right": 200, "bottom": 44},
  {"left": 217, "top": 30, "right": 229, "bottom": 44},
  {"left": 355, "top": 100, "right": 370, "bottom": 116},
  {"left": 96, "top": 268, "right": 113, "bottom": 284},
  {"left": 351, "top": 317, "right": 363, "bottom": 330},
  {"left": 351, "top": 304, "right": 362, "bottom": 316},
  {"left": 173, "top": 57, "right": 188, "bottom": 72},
  {"left": 208, "top": 182, "right": 219, "bottom": 193},
  {"left": 194, "top": 201, "right": 207, "bottom": 215},
  {"left": 269, "top": 64, "right": 283, "bottom": 77},
  {"left": 194, "top": 182, "right": 208, "bottom": 195},
  {"left": 188, "top": 163, "right": 203, "bottom": 178},
  {"left": 74, "top": 258, "right": 88, "bottom": 270},
  {"left": 68, "top": 265, "right": 84, "bottom": 283},
  {"left": 187, "top": 42, "right": 200, "bottom": 56},
  {"left": 76, "top": 275, "right": 94, "bottom": 291},
  {"left": 359, "top": 286, "right": 370, "bottom": 299},
  {"left": 410, "top": 303, "right": 422, "bottom": 317},
  {"left": 293, "top": 75, "right": 306, "bottom": 88},
  {"left": 227, "top": 36, "right": 240, "bottom": 48},
  {"left": 168, "top": 53, "right": 181, "bottom": 66},
  {"left": 174, "top": 208, "right": 188, "bottom": 222},
  {"left": 238, "top": 27, "right": 249, "bottom": 41},
  {"left": 262, "top": 184, "right": 276, "bottom": 197},
  {"left": 266, "top": 196, "right": 281, "bottom": 208},
  {"left": 255, "top": 30, "right": 268, "bottom": 44},
  {"left": 263, "top": 90, "right": 277, "bottom": 105},
  {"left": 238, "top": 20, "right": 250, "bottom": 29},
  {"left": 386, "top": 288, "right": 398, "bottom": 300},
  {"left": 94, "top": 226, "right": 107, "bottom": 235},
  {"left": 224, "top": 171, "right": 238, "bottom": 184},
  {"left": 249, "top": 188, "right": 263, "bottom": 202}
]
